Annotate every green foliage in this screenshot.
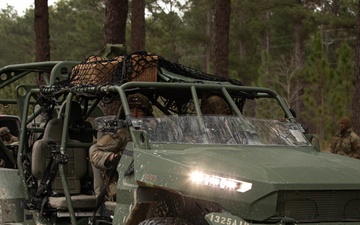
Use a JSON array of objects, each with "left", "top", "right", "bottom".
[
  {"left": 302, "top": 35, "right": 338, "bottom": 140},
  {"left": 145, "top": 10, "right": 184, "bottom": 61},
  {"left": 331, "top": 42, "right": 355, "bottom": 132},
  {"left": 255, "top": 50, "right": 301, "bottom": 118},
  {"left": 144, "top": 0, "right": 201, "bottom": 65},
  {"left": 0, "top": 0, "right": 359, "bottom": 146},
  {"left": 0, "top": 7, "right": 34, "bottom": 66},
  {"left": 177, "top": 0, "right": 213, "bottom": 71},
  {"left": 50, "top": 0, "right": 105, "bottom": 60},
  {"left": 228, "top": 1, "right": 264, "bottom": 83}
]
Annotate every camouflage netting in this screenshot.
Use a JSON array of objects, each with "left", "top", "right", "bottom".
[{"left": 40, "top": 51, "right": 243, "bottom": 99}]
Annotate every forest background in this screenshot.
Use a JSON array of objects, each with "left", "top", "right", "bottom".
[{"left": 0, "top": 0, "right": 359, "bottom": 150}]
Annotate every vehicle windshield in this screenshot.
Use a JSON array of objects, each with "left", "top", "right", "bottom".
[{"left": 137, "top": 115, "right": 310, "bottom": 146}]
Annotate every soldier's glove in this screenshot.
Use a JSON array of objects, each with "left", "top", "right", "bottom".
[
  {"left": 112, "top": 153, "right": 121, "bottom": 167},
  {"left": 105, "top": 153, "right": 121, "bottom": 168}
]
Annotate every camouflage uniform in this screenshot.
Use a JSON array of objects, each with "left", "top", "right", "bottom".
[
  {"left": 0, "top": 127, "right": 19, "bottom": 145},
  {"left": 90, "top": 93, "right": 152, "bottom": 201},
  {"left": 90, "top": 128, "right": 131, "bottom": 201},
  {"left": 330, "top": 117, "right": 360, "bottom": 159},
  {"left": 201, "top": 95, "right": 231, "bottom": 115},
  {"left": 0, "top": 127, "right": 19, "bottom": 168}
]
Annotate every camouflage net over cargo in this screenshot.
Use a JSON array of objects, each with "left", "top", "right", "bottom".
[{"left": 40, "top": 51, "right": 243, "bottom": 99}]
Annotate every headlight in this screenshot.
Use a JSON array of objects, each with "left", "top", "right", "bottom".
[{"left": 190, "top": 171, "right": 252, "bottom": 193}]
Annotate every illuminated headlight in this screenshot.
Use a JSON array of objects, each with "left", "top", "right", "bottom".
[{"left": 190, "top": 171, "right": 252, "bottom": 193}]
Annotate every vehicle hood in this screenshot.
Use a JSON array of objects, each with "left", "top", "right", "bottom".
[
  {"left": 132, "top": 145, "right": 360, "bottom": 221},
  {"left": 134, "top": 145, "right": 360, "bottom": 189}
]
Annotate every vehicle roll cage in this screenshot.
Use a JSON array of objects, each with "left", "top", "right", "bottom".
[{"left": 1, "top": 60, "right": 295, "bottom": 225}]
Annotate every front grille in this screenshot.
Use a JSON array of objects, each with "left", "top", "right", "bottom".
[{"left": 276, "top": 190, "right": 360, "bottom": 222}]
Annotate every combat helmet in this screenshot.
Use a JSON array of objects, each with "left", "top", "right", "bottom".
[
  {"left": 127, "top": 93, "right": 153, "bottom": 116},
  {"left": 339, "top": 116, "right": 351, "bottom": 130},
  {"left": 117, "top": 93, "right": 153, "bottom": 119},
  {"left": 0, "top": 127, "right": 10, "bottom": 136}
]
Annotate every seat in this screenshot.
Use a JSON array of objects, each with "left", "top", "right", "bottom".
[
  {"left": 60, "top": 101, "right": 107, "bottom": 197},
  {"left": 31, "top": 118, "right": 96, "bottom": 211},
  {"left": 27, "top": 104, "right": 57, "bottom": 147},
  {"left": 58, "top": 101, "right": 95, "bottom": 143}
]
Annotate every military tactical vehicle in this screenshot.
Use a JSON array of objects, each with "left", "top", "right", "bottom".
[{"left": 1, "top": 52, "right": 360, "bottom": 225}]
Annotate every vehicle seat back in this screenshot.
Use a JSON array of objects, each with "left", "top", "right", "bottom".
[
  {"left": 58, "top": 101, "right": 95, "bottom": 143},
  {"left": 31, "top": 118, "right": 87, "bottom": 194}
]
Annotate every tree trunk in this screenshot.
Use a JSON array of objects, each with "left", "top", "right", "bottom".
[
  {"left": 238, "top": 7, "right": 246, "bottom": 60},
  {"left": 34, "top": 0, "right": 50, "bottom": 85},
  {"left": 352, "top": 0, "right": 360, "bottom": 134},
  {"left": 102, "top": 0, "right": 128, "bottom": 116},
  {"left": 213, "top": 0, "right": 230, "bottom": 78},
  {"left": 204, "top": 9, "right": 213, "bottom": 73},
  {"left": 262, "top": 10, "right": 270, "bottom": 55},
  {"left": 130, "top": 0, "right": 145, "bottom": 52},
  {"left": 104, "top": 0, "right": 128, "bottom": 44}
]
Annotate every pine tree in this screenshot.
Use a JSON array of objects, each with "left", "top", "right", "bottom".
[
  {"left": 131, "top": 0, "right": 145, "bottom": 52},
  {"left": 213, "top": 0, "right": 230, "bottom": 78},
  {"left": 352, "top": 0, "right": 360, "bottom": 135},
  {"left": 302, "top": 33, "right": 332, "bottom": 142}
]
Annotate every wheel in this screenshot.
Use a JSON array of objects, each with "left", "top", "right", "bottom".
[{"left": 139, "top": 217, "right": 193, "bottom": 225}]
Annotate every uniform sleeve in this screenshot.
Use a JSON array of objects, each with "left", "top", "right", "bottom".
[
  {"left": 329, "top": 136, "right": 336, "bottom": 153},
  {"left": 351, "top": 135, "right": 360, "bottom": 159},
  {"left": 90, "top": 144, "right": 113, "bottom": 170},
  {"left": 90, "top": 129, "right": 131, "bottom": 170},
  {"left": 11, "top": 136, "right": 19, "bottom": 143}
]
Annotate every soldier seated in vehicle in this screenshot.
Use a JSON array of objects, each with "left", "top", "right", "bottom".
[
  {"left": 90, "top": 93, "right": 153, "bottom": 201},
  {"left": 200, "top": 95, "right": 232, "bottom": 116},
  {"left": 0, "top": 127, "right": 19, "bottom": 168},
  {"left": 0, "top": 127, "right": 19, "bottom": 145},
  {"left": 200, "top": 95, "right": 236, "bottom": 143}
]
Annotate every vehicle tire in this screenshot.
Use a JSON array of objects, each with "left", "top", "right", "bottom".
[{"left": 139, "top": 217, "right": 193, "bottom": 225}]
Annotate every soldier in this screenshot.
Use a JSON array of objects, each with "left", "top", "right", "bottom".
[
  {"left": 90, "top": 93, "right": 152, "bottom": 201},
  {"left": 200, "top": 95, "right": 231, "bottom": 115},
  {"left": 330, "top": 116, "right": 360, "bottom": 159},
  {"left": 0, "top": 127, "right": 19, "bottom": 145},
  {"left": 200, "top": 95, "right": 235, "bottom": 144}
]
